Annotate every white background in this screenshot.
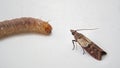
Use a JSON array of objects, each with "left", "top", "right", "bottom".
[{"left": 0, "top": 0, "right": 120, "bottom": 68}]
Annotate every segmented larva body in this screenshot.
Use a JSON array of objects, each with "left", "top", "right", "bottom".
[{"left": 0, "top": 17, "right": 52, "bottom": 38}]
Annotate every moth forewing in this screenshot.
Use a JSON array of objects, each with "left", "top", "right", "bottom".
[{"left": 77, "top": 35, "right": 92, "bottom": 47}]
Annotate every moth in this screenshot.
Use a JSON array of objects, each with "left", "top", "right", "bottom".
[
  {"left": 70, "top": 29, "right": 107, "bottom": 60},
  {"left": 0, "top": 17, "right": 52, "bottom": 39}
]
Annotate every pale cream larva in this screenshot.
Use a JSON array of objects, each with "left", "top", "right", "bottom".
[{"left": 0, "top": 17, "right": 52, "bottom": 38}]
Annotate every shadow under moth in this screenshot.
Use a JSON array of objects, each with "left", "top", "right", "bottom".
[
  {"left": 0, "top": 17, "right": 52, "bottom": 39},
  {"left": 70, "top": 29, "right": 107, "bottom": 60}
]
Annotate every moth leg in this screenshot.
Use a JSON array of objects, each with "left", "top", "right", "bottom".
[
  {"left": 82, "top": 47, "right": 85, "bottom": 55},
  {"left": 81, "top": 43, "right": 89, "bottom": 55},
  {"left": 72, "top": 40, "right": 76, "bottom": 50}
]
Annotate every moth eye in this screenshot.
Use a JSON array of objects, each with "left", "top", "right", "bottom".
[{"left": 72, "top": 32, "right": 74, "bottom": 35}]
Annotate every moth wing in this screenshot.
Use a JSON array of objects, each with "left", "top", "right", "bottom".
[
  {"left": 84, "top": 42, "right": 107, "bottom": 60},
  {"left": 77, "top": 36, "right": 91, "bottom": 47}
]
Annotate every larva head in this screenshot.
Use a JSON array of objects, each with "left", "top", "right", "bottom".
[
  {"left": 70, "top": 30, "right": 76, "bottom": 35},
  {"left": 42, "top": 22, "right": 52, "bottom": 34},
  {"left": 35, "top": 19, "right": 52, "bottom": 35}
]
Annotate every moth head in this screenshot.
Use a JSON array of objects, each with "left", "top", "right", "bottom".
[{"left": 70, "top": 30, "right": 76, "bottom": 35}]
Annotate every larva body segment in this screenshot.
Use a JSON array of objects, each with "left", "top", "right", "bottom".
[{"left": 0, "top": 17, "right": 52, "bottom": 38}]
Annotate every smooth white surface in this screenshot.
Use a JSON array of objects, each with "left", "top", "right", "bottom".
[{"left": 0, "top": 0, "right": 120, "bottom": 68}]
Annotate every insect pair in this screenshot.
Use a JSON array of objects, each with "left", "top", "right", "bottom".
[
  {"left": 0, "top": 17, "right": 106, "bottom": 60},
  {"left": 70, "top": 28, "right": 107, "bottom": 60}
]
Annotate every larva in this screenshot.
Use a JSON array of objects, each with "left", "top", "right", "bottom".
[{"left": 0, "top": 17, "right": 52, "bottom": 38}]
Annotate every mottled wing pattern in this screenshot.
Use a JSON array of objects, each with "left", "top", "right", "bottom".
[
  {"left": 76, "top": 33, "right": 106, "bottom": 60},
  {"left": 84, "top": 42, "right": 107, "bottom": 60}
]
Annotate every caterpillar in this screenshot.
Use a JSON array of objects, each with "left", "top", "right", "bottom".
[{"left": 0, "top": 17, "right": 52, "bottom": 38}]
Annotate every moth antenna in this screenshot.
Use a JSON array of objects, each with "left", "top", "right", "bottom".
[{"left": 76, "top": 28, "right": 99, "bottom": 31}]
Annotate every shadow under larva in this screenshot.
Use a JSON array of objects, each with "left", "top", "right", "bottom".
[{"left": 0, "top": 17, "right": 52, "bottom": 39}]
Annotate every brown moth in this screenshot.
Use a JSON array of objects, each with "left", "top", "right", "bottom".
[
  {"left": 70, "top": 29, "right": 107, "bottom": 60},
  {"left": 0, "top": 17, "right": 52, "bottom": 38}
]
